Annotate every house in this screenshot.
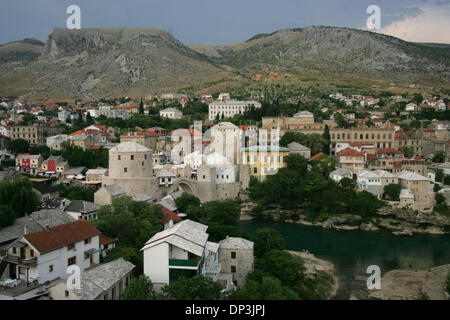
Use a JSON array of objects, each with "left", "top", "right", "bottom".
[
  {"left": 63, "top": 200, "right": 100, "bottom": 220},
  {"left": 159, "top": 107, "right": 183, "bottom": 119},
  {"left": 399, "top": 189, "right": 414, "bottom": 209},
  {"left": 94, "top": 184, "right": 126, "bottom": 206},
  {"left": 329, "top": 168, "right": 353, "bottom": 183},
  {"left": 336, "top": 148, "right": 365, "bottom": 172},
  {"left": 99, "top": 234, "right": 116, "bottom": 258},
  {"left": 32, "top": 182, "right": 59, "bottom": 201},
  {"left": 63, "top": 166, "right": 86, "bottom": 181},
  {"left": 15, "top": 154, "right": 43, "bottom": 174},
  {"left": 241, "top": 145, "right": 290, "bottom": 180},
  {"left": 41, "top": 156, "right": 64, "bottom": 175},
  {"left": 141, "top": 219, "right": 220, "bottom": 291},
  {"left": 157, "top": 170, "right": 176, "bottom": 187},
  {"left": 48, "top": 258, "right": 134, "bottom": 300},
  {"left": 0, "top": 209, "right": 75, "bottom": 255},
  {"left": 287, "top": 142, "right": 311, "bottom": 159},
  {"left": 1, "top": 220, "right": 100, "bottom": 287},
  {"left": 46, "top": 134, "right": 69, "bottom": 151},
  {"left": 120, "top": 131, "right": 156, "bottom": 150},
  {"left": 356, "top": 170, "right": 398, "bottom": 198},
  {"left": 10, "top": 123, "right": 62, "bottom": 146},
  {"left": 69, "top": 129, "right": 102, "bottom": 151},
  {"left": 395, "top": 170, "right": 431, "bottom": 206},
  {"left": 158, "top": 204, "right": 182, "bottom": 230},
  {"left": 217, "top": 237, "right": 254, "bottom": 288},
  {"left": 83, "top": 168, "right": 107, "bottom": 186},
  {"left": 208, "top": 100, "right": 261, "bottom": 121}
]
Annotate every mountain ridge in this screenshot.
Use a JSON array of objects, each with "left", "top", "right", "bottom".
[{"left": 0, "top": 26, "right": 449, "bottom": 100}]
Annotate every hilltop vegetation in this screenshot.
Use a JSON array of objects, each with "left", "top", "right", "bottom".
[{"left": 1, "top": 26, "right": 449, "bottom": 99}]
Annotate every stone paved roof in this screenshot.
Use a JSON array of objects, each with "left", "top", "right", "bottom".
[
  {"left": 141, "top": 219, "right": 209, "bottom": 257},
  {"left": 110, "top": 142, "right": 151, "bottom": 153},
  {"left": 0, "top": 209, "right": 75, "bottom": 245},
  {"left": 219, "top": 237, "right": 254, "bottom": 250},
  {"left": 73, "top": 258, "right": 135, "bottom": 300},
  {"left": 64, "top": 200, "right": 99, "bottom": 214}
]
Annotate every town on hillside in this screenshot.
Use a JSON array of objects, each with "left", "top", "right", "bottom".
[{"left": 0, "top": 88, "right": 449, "bottom": 301}]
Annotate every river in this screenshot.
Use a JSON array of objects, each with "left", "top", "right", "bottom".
[{"left": 241, "top": 220, "right": 450, "bottom": 299}]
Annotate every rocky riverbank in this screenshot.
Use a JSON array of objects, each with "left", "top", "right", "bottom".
[
  {"left": 239, "top": 194, "right": 450, "bottom": 236},
  {"left": 368, "top": 264, "right": 450, "bottom": 300},
  {"left": 287, "top": 250, "right": 339, "bottom": 299}
]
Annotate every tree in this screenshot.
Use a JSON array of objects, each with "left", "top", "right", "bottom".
[
  {"left": 175, "top": 192, "right": 200, "bottom": 212},
  {"left": 252, "top": 228, "right": 285, "bottom": 258},
  {"left": 433, "top": 152, "right": 445, "bottom": 163},
  {"left": 0, "top": 177, "right": 38, "bottom": 226},
  {"left": 8, "top": 139, "right": 30, "bottom": 155},
  {"left": 139, "top": 98, "right": 144, "bottom": 115},
  {"left": 384, "top": 183, "right": 401, "bottom": 201},
  {"left": 92, "top": 196, "right": 163, "bottom": 273},
  {"left": 161, "top": 275, "right": 221, "bottom": 300},
  {"left": 436, "top": 169, "right": 445, "bottom": 183},
  {"left": 259, "top": 250, "right": 306, "bottom": 287},
  {"left": 185, "top": 199, "right": 244, "bottom": 242},
  {"left": 229, "top": 276, "right": 299, "bottom": 300},
  {"left": 322, "top": 124, "right": 331, "bottom": 155},
  {"left": 122, "top": 275, "right": 152, "bottom": 300}
]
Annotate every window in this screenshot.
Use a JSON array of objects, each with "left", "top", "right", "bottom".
[
  {"left": 30, "top": 250, "right": 34, "bottom": 257},
  {"left": 68, "top": 256, "right": 76, "bottom": 266},
  {"left": 130, "top": 155, "right": 134, "bottom": 160},
  {"left": 253, "top": 167, "right": 257, "bottom": 174},
  {"left": 124, "top": 167, "right": 127, "bottom": 173},
  {"left": 231, "top": 266, "right": 236, "bottom": 273},
  {"left": 68, "top": 243, "right": 75, "bottom": 250},
  {"left": 118, "top": 155, "right": 121, "bottom": 160},
  {"left": 49, "top": 265, "right": 54, "bottom": 272},
  {"left": 142, "top": 162, "right": 144, "bottom": 166},
  {"left": 84, "top": 238, "right": 91, "bottom": 245},
  {"left": 231, "top": 252, "right": 236, "bottom": 259},
  {"left": 12, "top": 247, "right": 16, "bottom": 254},
  {"left": 65, "top": 290, "right": 69, "bottom": 297}
]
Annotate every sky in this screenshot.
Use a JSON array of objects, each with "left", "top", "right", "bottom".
[{"left": 0, "top": 0, "right": 449, "bottom": 45}]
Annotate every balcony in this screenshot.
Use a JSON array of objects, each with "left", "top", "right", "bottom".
[
  {"left": 169, "top": 259, "right": 198, "bottom": 268},
  {"left": 4, "top": 255, "right": 37, "bottom": 267}
]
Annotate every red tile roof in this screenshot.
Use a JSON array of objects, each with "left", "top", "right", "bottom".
[
  {"left": 310, "top": 152, "right": 325, "bottom": 160},
  {"left": 24, "top": 220, "right": 101, "bottom": 254},
  {"left": 99, "top": 234, "right": 116, "bottom": 246},
  {"left": 337, "top": 148, "right": 364, "bottom": 156},
  {"left": 377, "top": 148, "right": 403, "bottom": 154},
  {"left": 157, "top": 204, "right": 182, "bottom": 224}
]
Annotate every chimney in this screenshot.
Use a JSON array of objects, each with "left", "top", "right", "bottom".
[
  {"left": 169, "top": 219, "right": 174, "bottom": 228},
  {"left": 24, "top": 224, "right": 28, "bottom": 235}
]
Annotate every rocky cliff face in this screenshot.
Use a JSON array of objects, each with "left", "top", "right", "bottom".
[
  {"left": 0, "top": 26, "right": 449, "bottom": 99},
  {"left": 0, "top": 28, "right": 236, "bottom": 99},
  {"left": 193, "top": 26, "right": 450, "bottom": 80}
]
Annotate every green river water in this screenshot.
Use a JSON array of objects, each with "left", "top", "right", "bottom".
[{"left": 241, "top": 220, "right": 450, "bottom": 299}]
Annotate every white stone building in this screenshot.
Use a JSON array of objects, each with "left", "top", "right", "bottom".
[
  {"left": 208, "top": 100, "right": 261, "bottom": 121},
  {"left": 159, "top": 107, "right": 183, "bottom": 119}
]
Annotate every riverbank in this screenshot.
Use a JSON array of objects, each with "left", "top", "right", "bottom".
[
  {"left": 240, "top": 197, "right": 450, "bottom": 236},
  {"left": 368, "top": 264, "right": 450, "bottom": 300},
  {"left": 287, "top": 250, "right": 339, "bottom": 299}
]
